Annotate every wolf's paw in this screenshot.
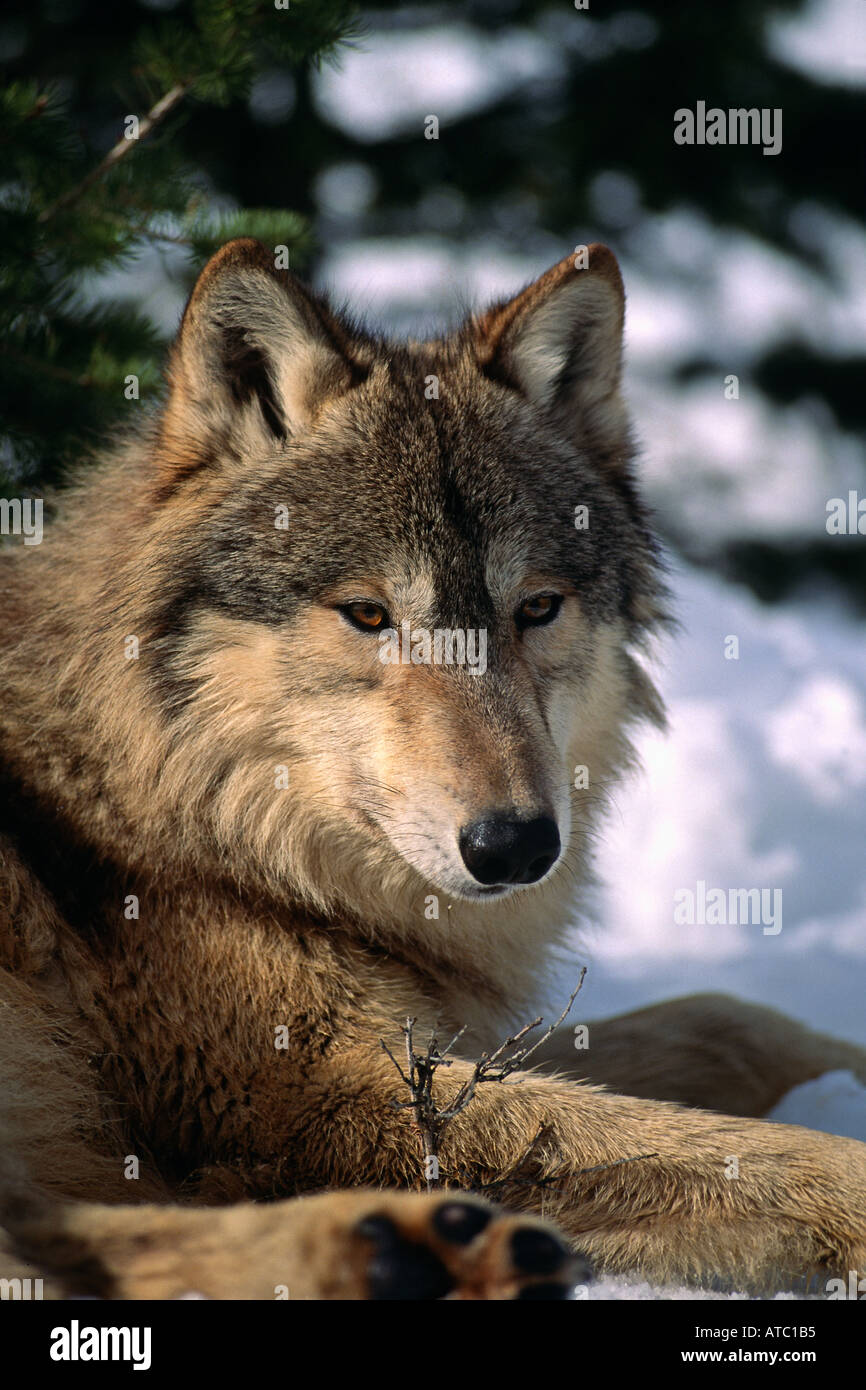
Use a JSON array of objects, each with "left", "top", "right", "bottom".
[
  {"left": 230, "top": 1189, "right": 588, "bottom": 1300},
  {"left": 345, "top": 1191, "right": 588, "bottom": 1301},
  {"left": 44, "top": 1189, "right": 588, "bottom": 1300}
]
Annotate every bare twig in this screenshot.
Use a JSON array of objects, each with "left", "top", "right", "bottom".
[
  {"left": 437, "top": 968, "right": 587, "bottom": 1122},
  {"left": 380, "top": 971, "right": 660, "bottom": 1206},
  {"left": 38, "top": 81, "right": 191, "bottom": 223},
  {"left": 380, "top": 1017, "right": 461, "bottom": 1190},
  {"left": 380, "top": 970, "right": 587, "bottom": 1191}
]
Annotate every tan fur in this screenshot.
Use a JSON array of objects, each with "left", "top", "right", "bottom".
[{"left": 1, "top": 241, "right": 864, "bottom": 1299}]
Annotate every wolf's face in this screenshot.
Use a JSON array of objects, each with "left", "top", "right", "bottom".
[{"left": 142, "top": 241, "right": 662, "bottom": 909}]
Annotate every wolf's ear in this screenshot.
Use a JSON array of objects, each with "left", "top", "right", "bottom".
[
  {"left": 473, "top": 245, "right": 628, "bottom": 464},
  {"left": 158, "top": 239, "right": 363, "bottom": 486}
]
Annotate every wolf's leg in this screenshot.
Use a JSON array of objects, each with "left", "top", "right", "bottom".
[
  {"left": 293, "top": 1041, "right": 866, "bottom": 1291},
  {"left": 2, "top": 1190, "right": 582, "bottom": 1300},
  {"left": 528, "top": 993, "right": 866, "bottom": 1117}
]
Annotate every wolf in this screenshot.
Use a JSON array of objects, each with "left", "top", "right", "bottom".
[{"left": 1, "top": 238, "right": 865, "bottom": 1300}]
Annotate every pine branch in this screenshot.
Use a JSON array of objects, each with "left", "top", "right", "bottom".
[{"left": 38, "top": 81, "right": 191, "bottom": 224}]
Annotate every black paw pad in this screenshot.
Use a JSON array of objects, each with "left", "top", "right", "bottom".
[
  {"left": 356, "top": 1215, "right": 401, "bottom": 1247},
  {"left": 511, "top": 1227, "right": 569, "bottom": 1276},
  {"left": 432, "top": 1201, "right": 492, "bottom": 1246},
  {"left": 516, "top": 1282, "right": 574, "bottom": 1300},
  {"left": 356, "top": 1214, "right": 455, "bottom": 1300}
]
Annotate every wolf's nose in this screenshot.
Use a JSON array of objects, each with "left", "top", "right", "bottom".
[{"left": 459, "top": 816, "right": 560, "bottom": 887}]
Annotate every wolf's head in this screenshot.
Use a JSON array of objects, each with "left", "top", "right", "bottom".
[{"left": 99, "top": 240, "right": 664, "bottom": 931}]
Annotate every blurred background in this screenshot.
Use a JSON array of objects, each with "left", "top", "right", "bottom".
[{"left": 2, "top": 0, "right": 864, "bottom": 1038}]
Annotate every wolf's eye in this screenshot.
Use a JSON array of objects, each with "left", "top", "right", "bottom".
[
  {"left": 516, "top": 594, "right": 562, "bottom": 630},
  {"left": 340, "top": 601, "right": 390, "bottom": 632}
]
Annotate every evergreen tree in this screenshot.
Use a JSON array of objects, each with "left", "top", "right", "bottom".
[{"left": 0, "top": 0, "right": 358, "bottom": 490}]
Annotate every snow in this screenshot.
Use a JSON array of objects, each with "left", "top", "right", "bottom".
[
  {"left": 313, "top": 24, "right": 560, "bottom": 141},
  {"left": 574, "top": 558, "right": 866, "bottom": 1048},
  {"left": 768, "top": 0, "right": 866, "bottom": 87},
  {"left": 767, "top": 1069, "right": 866, "bottom": 1143}
]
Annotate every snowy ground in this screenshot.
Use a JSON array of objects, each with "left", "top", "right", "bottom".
[
  {"left": 566, "top": 561, "right": 866, "bottom": 1299},
  {"left": 579, "top": 557, "right": 866, "bottom": 1049}
]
